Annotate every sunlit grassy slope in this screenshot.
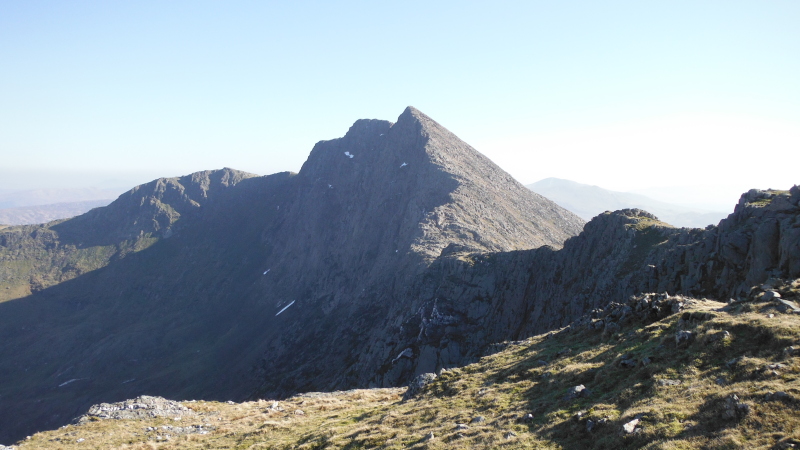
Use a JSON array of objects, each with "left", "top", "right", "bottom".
[{"left": 13, "top": 293, "right": 800, "bottom": 450}]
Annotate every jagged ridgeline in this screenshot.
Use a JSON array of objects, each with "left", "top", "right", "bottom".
[
  {"left": 0, "top": 107, "right": 584, "bottom": 442},
  {"left": 0, "top": 107, "right": 798, "bottom": 445}
]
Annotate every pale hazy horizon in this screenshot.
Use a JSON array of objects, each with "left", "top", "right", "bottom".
[{"left": 2, "top": 2, "right": 798, "bottom": 211}]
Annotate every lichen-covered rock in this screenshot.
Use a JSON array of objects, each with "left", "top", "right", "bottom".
[
  {"left": 75, "top": 396, "right": 194, "bottom": 423},
  {"left": 722, "top": 394, "right": 750, "bottom": 420},
  {"left": 675, "top": 331, "right": 695, "bottom": 348},
  {"left": 403, "top": 373, "right": 437, "bottom": 400},
  {"left": 565, "top": 385, "right": 591, "bottom": 400}
]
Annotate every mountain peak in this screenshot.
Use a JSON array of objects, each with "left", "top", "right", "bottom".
[{"left": 296, "top": 107, "right": 584, "bottom": 258}]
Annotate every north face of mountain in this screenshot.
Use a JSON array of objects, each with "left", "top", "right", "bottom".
[
  {"left": 238, "top": 106, "right": 585, "bottom": 397},
  {"left": 0, "top": 107, "right": 583, "bottom": 443}
]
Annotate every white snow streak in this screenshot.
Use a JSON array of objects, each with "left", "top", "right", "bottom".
[
  {"left": 344, "top": 152, "right": 354, "bottom": 158},
  {"left": 275, "top": 300, "right": 296, "bottom": 316},
  {"left": 263, "top": 269, "right": 270, "bottom": 275},
  {"left": 59, "top": 378, "right": 83, "bottom": 387},
  {"left": 400, "top": 162, "right": 407, "bottom": 168}
]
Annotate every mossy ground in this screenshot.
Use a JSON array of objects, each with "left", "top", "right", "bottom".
[
  {"left": 0, "top": 225, "right": 158, "bottom": 304},
  {"left": 13, "top": 299, "right": 800, "bottom": 450}
]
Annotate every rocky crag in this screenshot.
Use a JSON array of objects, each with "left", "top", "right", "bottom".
[
  {"left": 0, "top": 106, "right": 797, "bottom": 444},
  {"left": 376, "top": 187, "right": 800, "bottom": 387}
]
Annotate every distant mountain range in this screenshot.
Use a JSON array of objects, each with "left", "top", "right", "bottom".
[
  {"left": 527, "top": 178, "right": 729, "bottom": 228},
  {"left": 0, "top": 187, "right": 126, "bottom": 209},
  {"left": 0, "top": 187, "right": 124, "bottom": 225},
  {"left": 0, "top": 199, "right": 114, "bottom": 225}
]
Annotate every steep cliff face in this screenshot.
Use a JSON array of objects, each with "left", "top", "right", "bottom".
[
  {"left": 247, "top": 106, "right": 584, "bottom": 397},
  {"left": 0, "top": 107, "right": 583, "bottom": 443}
]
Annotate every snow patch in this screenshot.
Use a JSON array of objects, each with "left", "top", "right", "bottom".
[
  {"left": 400, "top": 162, "right": 407, "bottom": 168},
  {"left": 275, "top": 300, "right": 296, "bottom": 316},
  {"left": 59, "top": 378, "right": 84, "bottom": 388},
  {"left": 392, "top": 348, "right": 413, "bottom": 364},
  {"left": 263, "top": 269, "right": 270, "bottom": 275},
  {"left": 344, "top": 151, "right": 354, "bottom": 158}
]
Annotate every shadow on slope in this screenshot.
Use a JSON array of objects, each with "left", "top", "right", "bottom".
[{"left": 0, "top": 173, "right": 295, "bottom": 443}]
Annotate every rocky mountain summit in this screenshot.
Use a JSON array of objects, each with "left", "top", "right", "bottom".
[
  {"left": 0, "top": 107, "right": 582, "bottom": 443},
  {"left": 0, "top": 107, "right": 797, "bottom": 445}
]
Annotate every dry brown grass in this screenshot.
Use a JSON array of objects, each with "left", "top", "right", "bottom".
[{"left": 12, "top": 298, "right": 800, "bottom": 449}]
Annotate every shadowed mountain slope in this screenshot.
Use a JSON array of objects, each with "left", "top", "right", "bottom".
[{"left": 0, "top": 107, "right": 584, "bottom": 443}]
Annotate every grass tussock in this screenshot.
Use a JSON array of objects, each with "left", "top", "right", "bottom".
[{"left": 12, "top": 298, "right": 800, "bottom": 449}]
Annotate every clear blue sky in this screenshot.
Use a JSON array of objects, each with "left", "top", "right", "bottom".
[{"left": 1, "top": 1, "right": 798, "bottom": 207}]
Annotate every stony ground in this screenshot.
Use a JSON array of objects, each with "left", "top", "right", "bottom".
[{"left": 7, "top": 282, "right": 800, "bottom": 449}]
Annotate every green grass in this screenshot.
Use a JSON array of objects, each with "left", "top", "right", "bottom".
[{"left": 0, "top": 222, "right": 158, "bottom": 303}]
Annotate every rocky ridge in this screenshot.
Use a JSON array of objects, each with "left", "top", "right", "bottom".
[
  {"left": 375, "top": 187, "right": 799, "bottom": 383},
  {"left": 0, "top": 106, "right": 797, "bottom": 446}
]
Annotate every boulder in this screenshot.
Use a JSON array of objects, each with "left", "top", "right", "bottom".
[
  {"left": 622, "top": 418, "right": 640, "bottom": 434},
  {"left": 722, "top": 394, "right": 750, "bottom": 421},
  {"left": 565, "top": 385, "right": 591, "bottom": 400},
  {"left": 675, "top": 330, "right": 694, "bottom": 347},
  {"left": 403, "top": 373, "right": 437, "bottom": 401}
]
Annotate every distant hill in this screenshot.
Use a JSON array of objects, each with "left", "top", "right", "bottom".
[
  {"left": 0, "top": 187, "right": 126, "bottom": 209},
  {"left": 527, "top": 177, "right": 729, "bottom": 228},
  {"left": 0, "top": 199, "right": 113, "bottom": 225}
]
